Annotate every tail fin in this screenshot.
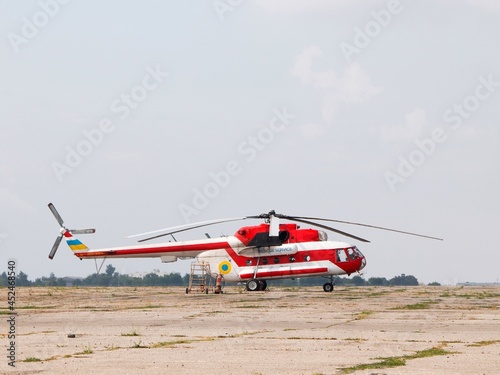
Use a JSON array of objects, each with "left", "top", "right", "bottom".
[{"left": 63, "top": 230, "right": 90, "bottom": 252}]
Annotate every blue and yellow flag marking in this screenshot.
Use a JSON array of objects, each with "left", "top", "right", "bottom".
[
  {"left": 219, "top": 261, "right": 231, "bottom": 275},
  {"left": 66, "top": 239, "right": 88, "bottom": 251}
]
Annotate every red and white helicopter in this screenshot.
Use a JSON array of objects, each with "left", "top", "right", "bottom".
[{"left": 48, "top": 204, "right": 442, "bottom": 292}]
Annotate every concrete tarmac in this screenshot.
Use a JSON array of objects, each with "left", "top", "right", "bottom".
[{"left": 3, "top": 285, "right": 500, "bottom": 374}]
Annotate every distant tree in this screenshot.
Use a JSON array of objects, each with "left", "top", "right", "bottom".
[
  {"left": 47, "top": 273, "right": 58, "bottom": 286},
  {"left": 32, "top": 272, "right": 65, "bottom": 286},
  {"left": 428, "top": 281, "right": 441, "bottom": 286},
  {"left": 389, "top": 274, "right": 419, "bottom": 286},
  {"left": 368, "top": 277, "right": 389, "bottom": 286},
  {"left": 143, "top": 273, "right": 155, "bottom": 286},
  {"left": 351, "top": 276, "right": 367, "bottom": 286},
  {"left": 105, "top": 264, "right": 116, "bottom": 276},
  {"left": 17, "top": 271, "right": 31, "bottom": 286},
  {"left": 334, "top": 277, "right": 345, "bottom": 286},
  {"left": 162, "top": 273, "right": 184, "bottom": 286}
]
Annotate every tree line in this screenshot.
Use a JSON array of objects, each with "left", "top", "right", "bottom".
[{"left": 0, "top": 264, "right": 439, "bottom": 287}]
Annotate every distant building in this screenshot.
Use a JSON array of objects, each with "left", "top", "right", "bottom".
[
  {"left": 457, "top": 281, "right": 499, "bottom": 286},
  {"left": 128, "top": 269, "right": 171, "bottom": 278}
]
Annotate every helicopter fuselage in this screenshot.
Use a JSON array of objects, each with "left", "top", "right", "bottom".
[
  {"left": 71, "top": 223, "right": 366, "bottom": 289},
  {"left": 198, "top": 223, "right": 366, "bottom": 283}
]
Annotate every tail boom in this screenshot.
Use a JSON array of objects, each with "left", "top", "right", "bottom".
[{"left": 72, "top": 237, "right": 235, "bottom": 260}]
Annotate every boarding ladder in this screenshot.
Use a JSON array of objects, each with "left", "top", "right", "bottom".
[{"left": 186, "top": 261, "right": 212, "bottom": 294}]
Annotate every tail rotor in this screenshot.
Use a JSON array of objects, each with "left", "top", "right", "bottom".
[{"left": 48, "top": 203, "right": 95, "bottom": 259}]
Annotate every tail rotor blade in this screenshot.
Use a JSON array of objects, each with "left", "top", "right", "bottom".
[
  {"left": 49, "top": 235, "right": 63, "bottom": 260},
  {"left": 70, "top": 228, "right": 96, "bottom": 234},
  {"left": 48, "top": 203, "right": 64, "bottom": 227}
]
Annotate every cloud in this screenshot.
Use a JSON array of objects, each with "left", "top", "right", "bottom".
[
  {"left": 255, "top": 0, "right": 382, "bottom": 15},
  {"left": 290, "top": 45, "right": 383, "bottom": 123},
  {"left": 103, "top": 151, "right": 143, "bottom": 163},
  {"left": 333, "top": 63, "right": 384, "bottom": 105},
  {"left": 463, "top": 0, "right": 500, "bottom": 12},
  {"left": 256, "top": 0, "right": 500, "bottom": 15},
  {"left": 0, "top": 188, "right": 33, "bottom": 211},
  {"left": 289, "top": 46, "right": 330, "bottom": 87},
  {"left": 380, "top": 108, "right": 427, "bottom": 142},
  {"left": 298, "top": 122, "right": 327, "bottom": 140}
]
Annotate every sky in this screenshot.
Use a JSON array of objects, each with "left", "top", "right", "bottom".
[{"left": 1, "top": 0, "right": 499, "bottom": 285}]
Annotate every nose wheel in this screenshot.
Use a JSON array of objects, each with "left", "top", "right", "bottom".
[{"left": 323, "top": 283, "right": 334, "bottom": 292}]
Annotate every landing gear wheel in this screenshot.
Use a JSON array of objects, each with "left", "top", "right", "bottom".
[
  {"left": 259, "top": 280, "right": 267, "bottom": 291},
  {"left": 323, "top": 283, "right": 334, "bottom": 292},
  {"left": 246, "top": 279, "right": 260, "bottom": 291}
]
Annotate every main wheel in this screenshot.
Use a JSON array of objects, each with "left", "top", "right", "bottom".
[
  {"left": 258, "top": 280, "right": 267, "bottom": 291},
  {"left": 246, "top": 279, "right": 260, "bottom": 291},
  {"left": 323, "top": 282, "right": 334, "bottom": 292}
]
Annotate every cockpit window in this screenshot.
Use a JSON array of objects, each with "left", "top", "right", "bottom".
[
  {"left": 318, "top": 230, "right": 328, "bottom": 241},
  {"left": 347, "top": 247, "right": 358, "bottom": 260},
  {"left": 353, "top": 246, "right": 363, "bottom": 258},
  {"left": 337, "top": 247, "right": 362, "bottom": 262}
]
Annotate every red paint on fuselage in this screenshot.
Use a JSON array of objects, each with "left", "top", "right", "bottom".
[
  {"left": 223, "top": 241, "right": 365, "bottom": 278},
  {"left": 234, "top": 223, "right": 319, "bottom": 245},
  {"left": 239, "top": 267, "right": 329, "bottom": 280}
]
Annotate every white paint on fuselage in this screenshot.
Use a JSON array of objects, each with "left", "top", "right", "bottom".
[{"left": 197, "top": 240, "right": 355, "bottom": 282}]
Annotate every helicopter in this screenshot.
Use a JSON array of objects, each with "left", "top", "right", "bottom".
[{"left": 47, "top": 203, "right": 442, "bottom": 292}]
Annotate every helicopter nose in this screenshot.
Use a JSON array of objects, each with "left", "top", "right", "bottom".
[{"left": 359, "top": 256, "right": 367, "bottom": 271}]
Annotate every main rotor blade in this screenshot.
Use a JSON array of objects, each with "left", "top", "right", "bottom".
[
  {"left": 69, "top": 228, "right": 96, "bottom": 234},
  {"left": 287, "top": 217, "right": 370, "bottom": 243},
  {"left": 49, "top": 235, "right": 63, "bottom": 260},
  {"left": 286, "top": 216, "right": 443, "bottom": 241},
  {"left": 129, "top": 217, "right": 251, "bottom": 242},
  {"left": 48, "top": 203, "right": 64, "bottom": 227}
]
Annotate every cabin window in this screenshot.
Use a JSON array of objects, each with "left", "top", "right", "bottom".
[
  {"left": 336, "top": 249, "right": 349, "bottom": 262},
  {"left": 305, "top": 255, "right": 311, "bottom": 262},
  {"left": 262, "top": 258, "right": 268, "bottom": 265},
  {"left": 246, "top": 259, "right": 252, "bottom": 266},
  {"left": 273, "top": 257, "right": 280, "bottom": 264},
  {"left": 289, "top": 256, "right": 295, "bottom": 263}
]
